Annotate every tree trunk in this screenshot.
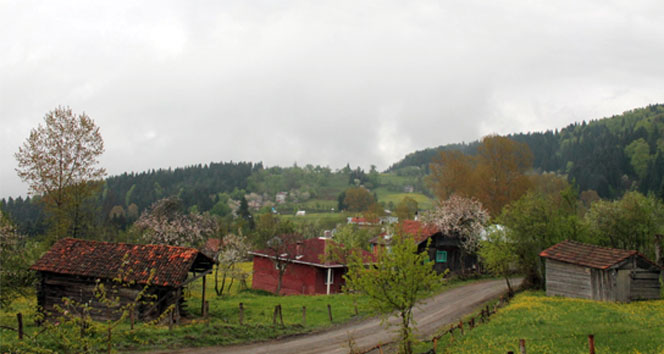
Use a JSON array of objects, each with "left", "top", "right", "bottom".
[
  {"left": 505, "top": 276, "right": 513, "bottom": 296},
  {"left": 400, "top": 310, "right": 413, "bottom": 354},
  {"left": 276, "top": 267, "right": 285, "bottom": 295}
]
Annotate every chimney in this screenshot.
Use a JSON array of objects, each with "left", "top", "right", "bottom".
[{"left": 296, "top": 241, "right": 303, "bottom": 256}]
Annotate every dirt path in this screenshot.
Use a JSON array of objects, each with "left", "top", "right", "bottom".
[{"left": 156, "top": 278, "right": 521, "bottom": 354}]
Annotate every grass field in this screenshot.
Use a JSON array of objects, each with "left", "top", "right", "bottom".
[
  {"left": 0, "top": 262, "right": 369, "bottom": 352},
  {"left": 0, "top": 262, "right": 482, "bottom": 353},
  {"left": 424, "top": 291, "right": 664, "bottom": 354},
  {"left": 374, "top": 188, "right": 435, "bottom": 210}
]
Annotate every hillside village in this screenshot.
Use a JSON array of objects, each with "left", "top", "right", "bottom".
[{"left": 2, "top": 104, "right": 664, "bottom": 354}]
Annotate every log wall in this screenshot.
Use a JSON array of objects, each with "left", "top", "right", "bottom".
[{"left": 37, "top": 272, "right": 177, "bottom": 321}]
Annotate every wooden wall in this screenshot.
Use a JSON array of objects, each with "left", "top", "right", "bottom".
[
  {"left": 630, "top": 270, "right": 661, "bottom": 300},
  {"left": 37, "top": 272, "right": 177, "bottom": 321},
  {"left": 545, "top": 259, "right": 593, "bottom": 299}
]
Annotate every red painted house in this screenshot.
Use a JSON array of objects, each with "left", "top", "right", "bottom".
[{"left": 250, "top": 237, "right": 373, "bottom": 295}]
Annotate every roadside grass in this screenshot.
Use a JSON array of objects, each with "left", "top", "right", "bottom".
[
  {"left": 0, "top": 263, "right": 487, "bottom": 352},
  {"left": 420, "top": 291, "right": 664, "bottom": 354}
]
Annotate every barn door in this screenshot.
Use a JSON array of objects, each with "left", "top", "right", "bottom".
[{"left": 616, "top": 270, "right": 631, "bottom": 302}]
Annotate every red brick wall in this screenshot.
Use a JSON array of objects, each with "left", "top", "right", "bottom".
[{"left": 251, "top": 256, "right": 346, "bottom": 295}]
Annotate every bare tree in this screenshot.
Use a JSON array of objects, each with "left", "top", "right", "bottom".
[
  {"left": 265, "top": 233, "right": 305, "bottom": 295},
  {"left": 15, "top": 106, "right": 105, "bottom": 238}
]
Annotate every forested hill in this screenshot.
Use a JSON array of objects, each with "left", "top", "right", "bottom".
[{"left": 388, "top": 104, "right": 664, "bottom": 199}]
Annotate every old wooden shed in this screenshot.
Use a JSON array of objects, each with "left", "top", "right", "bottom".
[
  {"left": 30, "top": 238, "right": 214, "bottom": 321},
  {"left": 540, "top": 240, "right": 662, "bottom": 302}
]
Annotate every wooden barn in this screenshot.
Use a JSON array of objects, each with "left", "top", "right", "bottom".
[
  {"left": 369, "top": 220, "right": 476, "bottom": 275},
  {"left": 540, "top": 240, "right": 662, "bottom": 302},
  {"left": 250, "top": 237, "right": 374, "bottom": 295},
  {"left": 30, "top": 238, "right": 215, "bottom": 321}
]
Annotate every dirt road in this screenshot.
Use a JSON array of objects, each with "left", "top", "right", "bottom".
[{"left": 160, "top": 278, "right": 520, "bottom": 354}]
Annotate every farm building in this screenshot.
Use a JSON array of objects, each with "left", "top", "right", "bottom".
[
  {"left": 30, "top": 238, "right": 215, "bottom": 321},
  {"left": 540, "top": 240, "right": 662, "bottom": 302},
  {"left": 250, "top": 237, "right": 373, "bottom": 295},
  {"left": 369, "top": 220, "right": 476, "bottom": 274}
]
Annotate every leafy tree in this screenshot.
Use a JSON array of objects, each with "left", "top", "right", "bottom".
[
  {"left": 252, "top": 213, "right": 295, "bottom": 249},
  {"left": 427, "top": 136, "right": 532, "bottom": 216},
  {"left": 15, "top": 106, "right": 106, "bottom": 239},
  {"left": 326, "top": 223, "right": 379, "bottom": 263},
  {"left": 214, "top": 233, "right": 250, "bottom": 296},
  {"left": 265, "top": 233, "right": 306, "bottom": 295},
  {"left": 135, "top": 196, "right": 217, "bottom": 247},
  {"left": 475, "top": 135, "right": 533, "bottom": 216},
  {"left": 395, "top": 196, "right": 418, "bottom": 220},
  {"left": 496, "top": 189, "right": 588, "bottom": 288},
  {"left": 0, "top": 210, "right": 39, "bottom": 308},
  {"left": 477, "top": 226, "right": 517, "bottom": 295},
  {"left": 237, "top": 196, "right": 254, "bottom": 230},
  {"left": 345, "top": 233, "right": 442, "bottom": 354},
  {"left": 585, "top": 191, "right": 664, "bottom": 258},
  {"left": 343, "top": 187, "right": 376, "bottom": 212}
]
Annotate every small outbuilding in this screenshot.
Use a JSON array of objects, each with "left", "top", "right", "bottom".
[
  {"left": 250, "top": 237, "right": 374, "bottom": 295},
  {"left": 369, "top": 220, "right": 476, "bottom": 275},
  {"left": 31, "top": 238, "right": 214, "bottom": 321},
  {"left": 540, "top": 240, "right": 662, "bottom": 302}
]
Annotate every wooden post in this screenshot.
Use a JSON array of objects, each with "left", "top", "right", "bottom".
[
  {"left": 519, "top": 339, "right": 526, "bottom": 354},
  {"left": 433, "top": 337, "right": 438, "bottom": 353},
  {"left": 302, "top": 306, "right": 306, "bottom": 326},
  {"left": 588, "top": 334, "right": 595, "bottom": 354},
  {"left": 327, "top": 304, "right": 333, "bottom": 323},
  {"left": 204, "top": 301, "right": 209, "bottom": 318},
  {"left": 377, "top": 343, "right": 384, "bottom": 354},
  {"left": 201, "top": 274, "right": 206, "bottom": 316},
  {"left": 278, "top": 304, "right": 284, "bottom": 327},
  {"left": 459, "top": 320, "right": 464, "bottom": 335},
  {"left": 107, "top": 327, "right": 112, "bottom": 354},
  {"left": 239, "top": 303, "right": 244, "bottom": 325},
  {"left": 469, "top": 317, "right": 475, "bottom": 329},
  {"left": 130, "top": 308, "right": 135, "bottom": 330},
  {"left": 169, "top": 309, "right": 174, "bottom": 331},
  {"left": 354, "top": 301, "right": 358, "bottom": 316},
  {"left": 17, "top": 313, "right": 23, "bottom": 340},
  {"left": 273, "top": 305, "right": 279, "bottom": 326}
]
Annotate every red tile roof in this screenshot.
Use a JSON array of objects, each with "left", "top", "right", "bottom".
[
  {"left": 399, "top": 220, "right": 440, "bottom": 243},
  {"left": 539, "top": 240, "right": 642, "bottom": 269},
  {"left": 250, "top": 237, "right": 375, "bottom": 267},
  {"left": 31, "top": 238, "right": 213, "bottom": 287}
]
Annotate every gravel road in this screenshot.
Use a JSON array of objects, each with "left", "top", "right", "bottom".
[{"left": 155, "top": 278, "right": 521, "bottom": 354}]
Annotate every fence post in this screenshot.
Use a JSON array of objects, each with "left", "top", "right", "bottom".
[
  {"left": 588, "top": 334, "right": 595, "bottom": 354},
  {"left": 204, "top": 301, "right": 209, "bottom": 318},
  {"left": 130, "top": 308, "right": 135, "bottom": 330},
  {"left": 17, "top": 313, "right": 23, "bottom": 340},
  {"left": 433, "top": 337, "right": 438, "bottom": 353},
  {"left": 459, "top": 320, "right": 464, "bottom": 335},
  {"left": 107, "top": 327, "right": 112, "bottom": 354},
  {"left": 327, "top": 304, "right": 333, "bottom": 323},
  {"left": 302, "top": 306, "right": 307, "bottom": 326},
  {"left": 239, "top": 302, "right": 244, "bottom": 325},
  {"left": 278, "top": 304, "right": 284, "bottom": 327},
  {"left": 169, "top": 309, "right": 174, "bottom": 331},
  {"left": 354, "top": 301, "right": 358, "bottom": 316},
  {"left": 377, "top": 343, "right": 384, "bottom": 354},
  {"left": 273, "top": 305, "right": 279, "bottom": 326},
  {"left": 519, "top": 339, "right": 526, "bottom": 354}
]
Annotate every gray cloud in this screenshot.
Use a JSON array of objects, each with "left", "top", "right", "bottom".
[{"left": 2, "top": 0, "right": 664, "bottom": 197}]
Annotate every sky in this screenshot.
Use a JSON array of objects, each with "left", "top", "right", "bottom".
[{"left": 2, "top": 1, "right": 664, "bottom": 198}]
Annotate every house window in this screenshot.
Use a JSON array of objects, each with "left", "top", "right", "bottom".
[
  {"left": 435, "top": 250, "right": 447, "bottom": 263},
  {"left": 325, "top": 269, "right": 334, "bottom": 285}
]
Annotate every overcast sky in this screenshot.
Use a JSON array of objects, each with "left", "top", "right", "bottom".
[{"left": 2, "top": 1, "right": 664, "bottom": 198}]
